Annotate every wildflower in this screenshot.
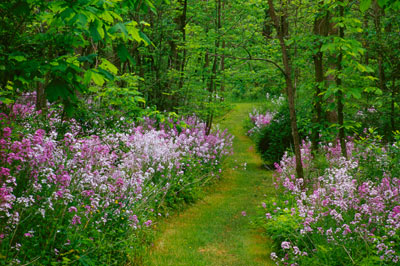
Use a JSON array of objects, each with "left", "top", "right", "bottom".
[
  {"left": 68, "top": 206, "right": 77, "bottom": 213},
  {"left": 293, "top": 246, "right": 300, "bottom": 255},
  {"left": 270, "top": 252, "right": 278, "bottom": 260},
  {"left": 24, "top": 233, "right": 33, "bottom": 238},
  {"left": 72, "top": 215, "right": 81, "bottom": 225},
  {"left": 281, "top": 241, "right": 290, "bottom": 249},
  {"left": 3, "top": 127, "right": 11, "bottom": 138},
  {"left": 241, "top": 211, "right": 247, "bottom": 216}
]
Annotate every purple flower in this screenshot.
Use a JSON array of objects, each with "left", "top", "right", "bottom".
[
  {"left": 3, "top": 127, "right": 11, "bottom": 138},
  {"left": 281, "top": 241, "right": 290, "bottom": 249},
  {"left": 392, "top": 206, "right": 400, "bottom": 217},
  {"left": 72, "top": 215, "right": 81, "bottom": 225},
  {"left": 241, "top": 211, "right": 247, "bottom": 216},
  {"left": 68, "top": 206, "right": 77, "bottom": 213}
]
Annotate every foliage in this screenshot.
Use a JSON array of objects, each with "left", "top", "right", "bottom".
[
  {"left": 258, "top": 134, "right": 400, "bottom": 265},
  {"left": 0, "top": 98, "right": 233, "bottom": 264},
  {"left": 246, "top": 96, "right": 309, "bottom": 165}
]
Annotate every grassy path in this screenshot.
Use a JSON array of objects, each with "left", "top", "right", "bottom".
[{"left": 144, "top": 103, "right": 274, "bottom": 266}]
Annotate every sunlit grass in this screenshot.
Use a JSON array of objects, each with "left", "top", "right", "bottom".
[{"left": 144, "top": 103, "right": 274, "bottom": 266}]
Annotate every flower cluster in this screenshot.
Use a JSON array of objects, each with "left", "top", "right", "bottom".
[
  {"left": 0, "top": 98, "right": 233, "bottom": 264},
  {"left": 263, "top": 137, "right": 400, "bottom": 265},
  {"left": 247, "top": 109, "right": 275, "bottom": 136}
]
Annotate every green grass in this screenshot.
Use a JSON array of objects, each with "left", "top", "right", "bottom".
[{"left": 143, "top": 103, "right": 275, "bottom": 266}]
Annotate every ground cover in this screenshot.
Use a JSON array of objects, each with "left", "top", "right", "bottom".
[{"left": 144, "top": 103, "right": 274, "bottom": 266}]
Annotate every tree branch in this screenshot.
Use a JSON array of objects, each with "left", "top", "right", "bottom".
[{"left": 208, "top": 53, "right": 287, "bottom": 77}]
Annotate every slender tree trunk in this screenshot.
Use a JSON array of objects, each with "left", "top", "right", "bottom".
[
  {"left": 267, "top": 0, "right": 304, "bottom": 180},
  {"left": 220, "top": 0, "right": 226, "bottom": 95},
  {"left": 374, "top": 5, "right": 386, "bottom": 94},
  {"left": 311, "top": 6, "right": 328, "bottom": 153},
  {"left": 178, "top": 0, "right": 188, "bottom": 91},
  {"left": 36, "top": 82, "right": 47, "bottom": 113},
  {"left": 206, "top": 0, "right": 222, "bottom": 134},
  {"left": 391, "top": 77, "right": 396, "bottom": 132},
  {"left": 336, "top": 1, "right": 347, "bottom": 158}
]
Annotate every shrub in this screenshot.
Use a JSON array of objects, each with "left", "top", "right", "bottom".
[{"left": 255, "top": 107, "right": 293, "bottom": 165}]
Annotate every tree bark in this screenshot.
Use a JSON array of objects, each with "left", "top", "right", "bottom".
[
  {"left": 311, "top": 5, "right": 328, "bottom": 153},
  {"left": 336, "top": 1, "right": 347, "bottom": 158},
  {"left": 267, "top": 0, "right": 304, "bottom": 180},
  {"left": 36, "top": 82, "right": 47, "bottom": 113},
  {"left": 178, "top": 0, "right": 188, "bottom": 91},
  {"left": 391, "top": 77, "right": 396, "bottom": 132},
  {"left": 206, "top": 0, "right": 222, "bottom": 134}
]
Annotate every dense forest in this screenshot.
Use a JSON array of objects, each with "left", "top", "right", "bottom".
[{"left": 1, "top": 0, "right": 400, "bottom": 265}]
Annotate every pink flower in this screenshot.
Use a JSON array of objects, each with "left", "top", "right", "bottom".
[
  {"left": 3, "top": 127, "right": 11, "bottom": 138},
  {"left": 241, "top": 211, "right": 247, "bottom": 216},
  {"left": 144, "top": 220, "right": 152, "bottom": 227},
  {"left": 68, "top": 206, "right": 77, "bottom": 213},
  {"left": 72, "top": 215, "right": 81, "bottom": 225},
  {"left": 281, "top": 241, "right": 290, "bottom": 249},
  {"left": 392, "top": 206, "right": 400, "bottom": 217},
  {"left": 24, "top": 233, "right": 33, "bottom": 238}
]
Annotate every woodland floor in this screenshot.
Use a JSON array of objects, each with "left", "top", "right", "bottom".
[{"left": 143, "top": 103, "right": 275, "bottom": 266}]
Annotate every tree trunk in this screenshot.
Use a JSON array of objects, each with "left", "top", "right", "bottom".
[
  {"left": 36, "top": 82, "right": 47, "bottom": 113},
  {"left": 220, "top": 0, "right": 226, "bottom": 95},
  {"left": 311, "top": 6, "right": 328, "bottom": 153},
  {"left": 267, "top": 0, "right": 304, "bottom": 180},
  {"left": 178, "top": 0, "right": 188, "bottom": 91},
  {"left": 336, "top": 1, "right": 347, "bottom": 158},
  {"left": 391, "top": 77, "right": 396, "bottom": 132},
  {"left": 205, "top": 0, "right": 222, "bottom": 134}
]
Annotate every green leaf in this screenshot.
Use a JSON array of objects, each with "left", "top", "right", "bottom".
[
  {"left": 9, "top": 55, "right": 27, "bottom": 62},
  {"left": 109, "top": 23, "right": 129, "bottom": 36},
  {"left": 78, "top": 54, "right": 97, "bottom": 63},
  {"left": 349, "top": 88, "right": 362, "bottom": 99},
  {"left": 91, "top": 70, "right": 105, "bottom": 86},
  {"left": 360, "top": 0, "right": 372, "bottom": 12},
  {"left": 139, "top": 31, "right": 153, "bottom": 46},
  {"left": 0, "top": 97, "right": 14, "bottom": 104},
  {"left": 98, "top": 68, "right": 114, "bottom": 81},
  {"left": 117, "top": 44, "right": 134, "bottom": 63},
  {"left": 99, "top": 58, "right": 118, "bottom": 75},
  {"left": 74, "top": 13, "right": 88, "bottom": 27},
  {"left": 89, "top": 21, "right": 102, "bottom": 42},
  {"left": 45, "top": 78, "right": 72, "bottom": 102},
  {"left": 377, "top": 0, "right": 389, "bottom": 8},
  {"left": 60, "top": 7, "right": 74, "bottom": 21}
]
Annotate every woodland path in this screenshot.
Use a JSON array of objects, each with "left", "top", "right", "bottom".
[{"left": 144, "top": 103, "right": 274, "bottom": 266}]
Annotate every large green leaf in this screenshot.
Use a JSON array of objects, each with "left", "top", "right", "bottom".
[
  {"left": 45, "top": 78, "right": 74, "bottom": 102},
  {"left": 90, "top": 70, "right": 105, "bottom": 86},
  {"left": 89, "top": 21, "right": 102, "bottom": 42},
  {"left": 117, "top": 44, "right": 134, "bottom": 63},
  {"left": 139, "top": 31, "right": 153, "bottom": 46},
  {"left": 360, "top": 0, "right": 372, "bottom": 12},
  {"left": 109, "top": 23, "right": 129, "bottom": 36}
]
